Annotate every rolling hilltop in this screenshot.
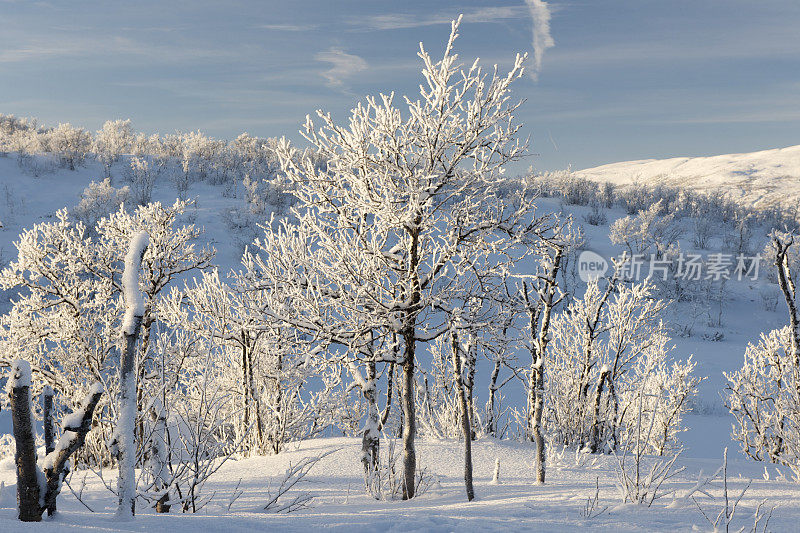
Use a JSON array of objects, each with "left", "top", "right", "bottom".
[{"left": 576, "top": 144, "right": 800, "bottom": 211}]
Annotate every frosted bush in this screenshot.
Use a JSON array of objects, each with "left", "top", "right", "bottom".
[
  {"left": 46, "top": 123, "right": 92, "bottom": 171},
  {"left": 692, "top": 217, "right": 715, "bottom": 249},
  {"left": 126, "top": 156, "right": 157, "bottom": 205},
  {"left": 0, "top": 434, "right": 15, "bottom": 462},
  {"left": 547, "top": 278, "right": 700, "bottom": 454},
  {"left": 94, "top": 119, "right": 132, "bottom": 177},
  {"left": 726, "top": 326, "right": 800, "bottom": 466},
  {"left": 583, "top": 203, "right": 608, "bottom": 226},
  {"left": 618, "top": 183, "right": 654, "bottom": 215},
  {"left": 609, "top": 200, "right": 681, "bottom": 258},
  {"left": 72, "top": 178, "right": 130, "bottom": 229}
]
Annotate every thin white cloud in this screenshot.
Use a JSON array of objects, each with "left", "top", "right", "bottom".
[
  {"left": 548, "top": 27, "right": 800, "bottom": 68},
  {"left": 351, "top": 6, "right": 527, "bottom": 31},
  {"left": 258, "top": 23, "right": 317, "bottom": 32},
  {"left": 525, "top": 0, "right": 555, "bottom": 78},
  {"left": 0, "top": 32, "right": 239, "bottom": 65},
  {"left": 315, "top": 48, "right": 368, "bottom": 88},
  {"left": 663, "top": 111, "right": 800, "bottom": 124}
]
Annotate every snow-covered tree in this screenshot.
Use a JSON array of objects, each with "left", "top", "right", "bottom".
[
  {"left": 520, "top": 228, "right": 575, "bottom": 483},
  {"left": 71, "top": 178, "right": 131, "bottom": 230},
  {"left": 610, "top": 200, "right": 681, "bottom": 259},
  {"left": 547, "top": 277, "right": 699, "bottom": 454},
  {"left": 0, "top": 200, "right": 213, "bottom": 467},
  {"left": 114, "top": 231, "right": 149, "bottom": 519},
  {"left": 126, "top": 156, "right": 157, "bottom": 205},
  {"left": 160, "top": 267, "right": 338, "bottom": 457},
  {"left": 46, "top": 122, "right": 92, "bottom": 171},
  {"left": 94, "top": 119, "right": 133, "bottom": 177},
  {"left": 268, "top": 16, "right": 535, "bottom": 499},
  {"left": 0, "top": 114, "right": 39, "bottom": 157},
  {"left": 726, "top": 231, "right": 800, "bottom": 470}
]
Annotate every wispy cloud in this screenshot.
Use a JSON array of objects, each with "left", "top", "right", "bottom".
[
  {"left": 663, "top": 111, "right": 800, "bottom": 125},
  {"left": 315, "top": 48, "right": 368, "bottom": 89},
  {"left": 350, "top": 6, "right": 526, "bottom": 31},
  {"left": 524, "top": 0, "right": 555, "bottom": 78},
  {"left": 0, "top": 32, "right": 238, "bottom": 65},
  {"left": 548, "top": 29, "right": 800, "bottom": 68},
  {"left": 258, "top": 23, "right": 317, "bottom": 32}
]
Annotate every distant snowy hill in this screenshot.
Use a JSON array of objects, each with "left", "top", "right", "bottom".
[{"left": 576, "top": 145, "right": 800, "bottom": 211}]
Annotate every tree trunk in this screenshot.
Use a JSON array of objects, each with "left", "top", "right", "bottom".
[
  {"left": 774, "top": 235, "right": 800, "bottom": 367},
  {"left": 270, "top": 351, "right": 284, "bottom": 454},
  {"left": 464, "top": 335, "right": 477, "bottom": 441},
  {"left": 401, "top": 220, "right": 421, "bottom": 500},
  {"left": 526, "top": 366, "right": 538, "bottom": 443},
  {"left": 525, "top": 302, "right": 542, "bottom": 443},
  {"left": 588, "top": 368, "right": 610, "bottom": 453},
  {"left": 117, "top": 313, "right": 141, "bottom": 519},
  {"left": 525, "top": 246, "right": 563, "bottom": 484},
  {"left": 247, "top": 337, "right": 264, "bottom": 452},
  {"left": 41, "top": 386, "right": 56, "bottom": 516},
  {"left": 135, "top": 317, "right": 153, "bottom": 458},
  {"left": 361, "top": 361, "right": 380, "bottom": 490},
  {"left": 380, "top": 361, "right": 395, "bottom": 429},
  {"left": 451, "top": 329, "right": 475, "bottom": 501},
  {"left": 486, "top": 359, "right": 501, "bottom": 438},
  {"left": 149, "top": 400, "right": 171, "bottom": 513},
  {"left": 241, "top": 338, "right": 253, "bottom": 452},
  {"left": 771, "top": 234, "right": 798, "bottom": 459},
  {"left": 401, "top": 332, "right": 417, "bottom": 500},
  {"left": 42, "top": 386, "right": 104, "bottom": 517},
  {"left": 42, "top": 386, "right": 56, "bottom": 456},
  {"left": 10, "top": 372, "right": 41, "bottom": 522},
  {"left": 531, "top": 364, "right": 546, "bottom": 483}
]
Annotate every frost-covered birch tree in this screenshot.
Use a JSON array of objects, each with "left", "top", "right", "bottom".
[
  {"left": 160, "top": 266, "right": 338, "bottom": 457},
  {"left": 115, "top": 231, "right": 149, "bottom": 519},
  {"left": 238, "top": 219, "right": 384, "bottom": 474},
  {"left": 94, "top": 119, "right": 133, "bottom": 178},
  {"left": 271, "top": 16, "right": 535, "bottom": 499},
  {"left": 519, "top": 226, "right": 577, "bottom": 483},
  {"left": 0, "top": 200, "right": 213, "bottom": 467}
]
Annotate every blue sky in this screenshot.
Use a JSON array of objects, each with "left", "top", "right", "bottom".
[{"left": 1, "top": 0, "right": 798, "bottom": 172}]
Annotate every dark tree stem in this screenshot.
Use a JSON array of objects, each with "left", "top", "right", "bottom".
[{"left": 10, "top": 376, "right": 40, "bottom": 522}]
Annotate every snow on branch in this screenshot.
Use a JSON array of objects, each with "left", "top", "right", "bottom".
[
  {"left": 42, "top": 383, "right": 105, "bottom": 471},
  {"left": 122, "top": 230, "right": 149, "bottom": 335},
  {"left": 40, "top": 383, "right": 104, "bottom": 516},
  {"left": 8, "top": 358, "right": 32, "bottom": 390}
]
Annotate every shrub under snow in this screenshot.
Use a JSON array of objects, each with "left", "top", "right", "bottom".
[{"left": 546, "top": 278, "right": 700, "bottom": 455}]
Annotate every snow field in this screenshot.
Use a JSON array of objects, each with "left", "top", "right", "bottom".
[{"left": 2, "top": 437, "right": 798, "bottom": 532}]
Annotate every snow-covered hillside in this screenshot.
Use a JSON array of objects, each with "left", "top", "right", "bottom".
[
  {"left": 576, "top": 145, "right": 800, "bottom": 211},
  {"left": 0, "top": 146, "right": 795, "bottom": 531},
  {"left": 0, "top": 154, "right": 252, "bottom": 289}
]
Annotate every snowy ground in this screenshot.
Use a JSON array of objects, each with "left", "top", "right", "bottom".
[
  {"left": 1, "top": 437, "right": 798, "bottom": 532},
  {"left": 0, "top": 152, "right": 798, "bottom": 530}
]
